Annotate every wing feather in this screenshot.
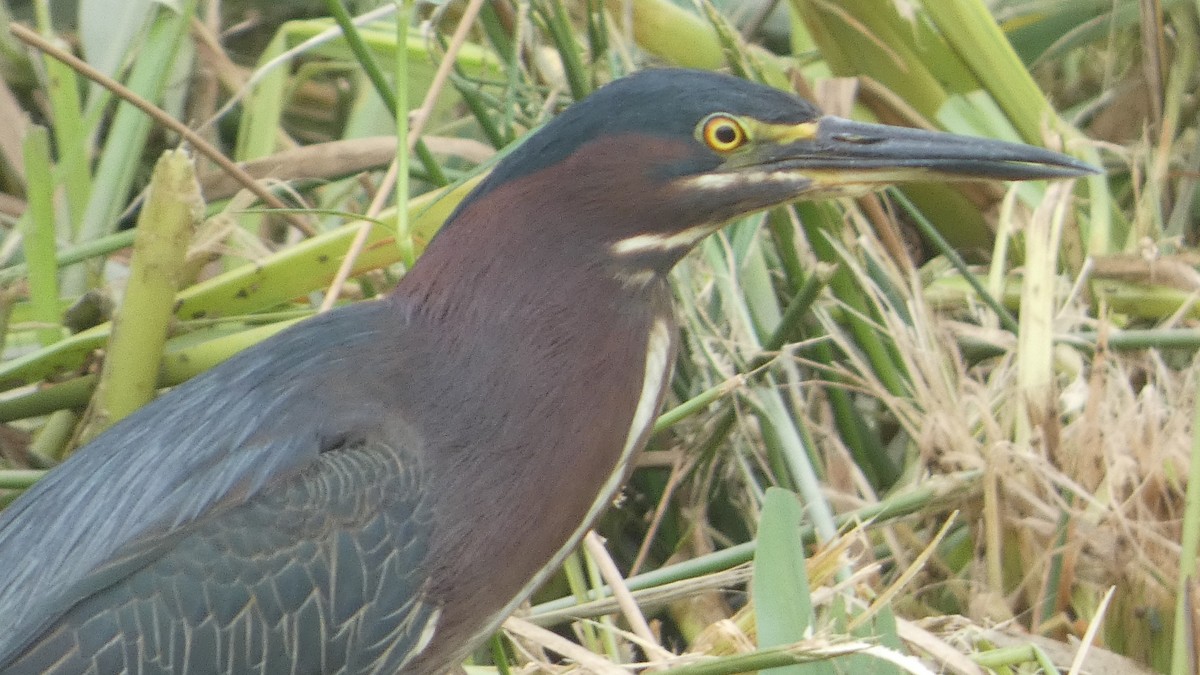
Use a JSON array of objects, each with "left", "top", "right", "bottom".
[
  {"left": 2, "top": 439, "right": 436, "bottom": 674},
  {"left": 0, "top": 300, "right": 435, "bottom": 672}
]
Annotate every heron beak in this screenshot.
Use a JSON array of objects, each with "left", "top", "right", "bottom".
[{"left": 743, "top": 115, "right": 1100, "bottom": 195}]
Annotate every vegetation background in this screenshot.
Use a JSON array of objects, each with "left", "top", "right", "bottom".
[{"left": 0, "top": 0, "right": 1192, "bottom": 672}]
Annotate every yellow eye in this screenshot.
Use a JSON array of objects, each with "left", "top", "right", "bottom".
[{"left": 700, "top": 115, "right": 747, "bottom": 152}]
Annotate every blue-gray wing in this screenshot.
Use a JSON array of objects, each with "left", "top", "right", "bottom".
[
  {"left": 0, "top": 301, "right": 440, "bottom": 673},
  {"left": 1, "top": 438, "right": 437, "bottom": 675}
]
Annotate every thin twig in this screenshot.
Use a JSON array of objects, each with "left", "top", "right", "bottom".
[
  {"left": 198, "top": 4, "right": 398, "bottom": 133},
  {"left": 584, "top": 532, "right": 673, "bottom": 661},
  {"left": 318, "top": 0, "right": 489, "bottom": 312},
  {"left": 8, "top": 22, "right": 318, "bottom": 237},
  {"left": 502, "top": 615, "right": 633, "bottom": 675}
]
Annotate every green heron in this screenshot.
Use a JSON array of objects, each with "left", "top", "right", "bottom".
[{"left": 0, "top": 69, "right": 1095, "bottom": 673}]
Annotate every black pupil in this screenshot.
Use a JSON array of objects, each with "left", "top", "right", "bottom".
[{"left": 714, "top": 124, "right": 738, "bottom": 145}]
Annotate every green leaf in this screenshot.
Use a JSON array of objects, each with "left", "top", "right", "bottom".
[
  {"left": 77, "top": 0, "right": 157, "bottom": 79},
  {"left": 753, "top": 487, "right": 835, "bottom": 675}
]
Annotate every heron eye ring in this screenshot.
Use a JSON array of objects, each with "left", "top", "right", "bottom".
[{"left": 700, "top": 115, "right": 747, "bottom": 152}]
